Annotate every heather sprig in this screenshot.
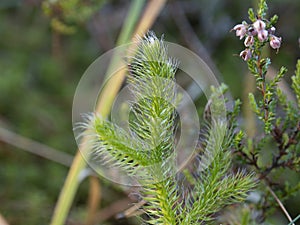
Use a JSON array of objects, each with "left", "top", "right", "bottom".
[
  {"left": 231, "top": 0, "right": 300, "bottom": 223},
  {"left": 233, "top": 0, "right": 282, "bottom": 61},
  {"left": 232, "top": 0, "right": 287, "bottom": 134}
]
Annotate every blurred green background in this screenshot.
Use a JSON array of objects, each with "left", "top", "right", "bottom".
[{"left": 0, "top": 0, "right": 299, "bottom": 224}]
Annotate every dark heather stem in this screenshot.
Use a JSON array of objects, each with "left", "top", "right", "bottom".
[{"left": 256, "top": 53, "right": 269, "bottom": 124}]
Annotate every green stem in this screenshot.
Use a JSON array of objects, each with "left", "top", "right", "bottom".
[
  {"left": 155, "top": 181, "right": 177, "bottom": 224},
  {"left": 288, "top": 214, "right": 300, "bottom": 225},
  {"left": 105, "top": 0, "right": 145, "bottom": 79},
  {"left": 116, "top": 0, "right": 145, "bottom": 46},
  {"left": 50, "top": 151, "right": 87, "bottom": 225},
  {"left": 50, "top": 1, "right": 145, "bottom": 224}
]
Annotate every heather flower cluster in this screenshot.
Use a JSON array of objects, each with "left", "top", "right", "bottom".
[{"left": 233, "top": 19, "right": 282, "bottom": 61}]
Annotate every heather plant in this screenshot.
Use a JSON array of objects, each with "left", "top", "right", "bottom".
[{"left": 229, "top": 0, "right": 300, "bottom": 224}]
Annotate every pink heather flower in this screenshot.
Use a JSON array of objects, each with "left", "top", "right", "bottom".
[
  {"left": 233, "top": 24, "right": 247, "bottom": 39},
  {"left": 240, "top": 49, "right": 252, "bottom": 61},
  {"left": 270, "top": 35, "right": 282, "bottom": 49},
  {"left": 253, "top": 19, "right": 266, "bottom": 32},
  {"left": 248, "top": 27, "right": 258, "bottom": 36},
  {"left": 244, "top": 35, "right": 254, "bottom": 47},
  {"left": 269, "top": 27, "right": 276, "bottom": 35},
  {"left": 257, "top": 29, "right": 269, "bottom": 42}
]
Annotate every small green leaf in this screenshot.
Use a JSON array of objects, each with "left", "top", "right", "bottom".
[
  {"left": 282, "top": 132, "right": 289, "bottom": 147},
  {"left": 270, "top": 14, "right": 279, "bottom": 26},
  {"left": 279, "top": 66, "right": 288, "bottom": 76},
  {"left": 248, "top": 93, "right": 260, "bottom": 115},
  {"left": 233, "top": 99, "right": 242, "bottom": 116},
  {"left": 276, "top": 87, "right": 286, "bottom": 105},
  {"left": 265, "top": 111, "right": 275, "bottom": 133},
  {"left": 261, "top": 58, "right": 271, "bottom": 77},
  {"left": 291, "top": 60, "right": 300, "bottom": 107},
  {"left": 275, "top": 117, "right": 281, "bottom": 127},
  {"left": 257, "top": 0, "right": 268, "bottom": 19},
  {"left": 234, "top": 130, "right": 244, "bottom": 149},
  {"left": 241, "top": 209, "right": 251, "bottom": 225},
  {"left": 247, "top": 58, "right": 259, "bottom": 77},
  {"left": 248, "top": 8, "right": 256, "bottom": 22}
]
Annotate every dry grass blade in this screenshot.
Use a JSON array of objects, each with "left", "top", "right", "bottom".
[
  {"left": 50, "top": 1, "right": 167, "bottom": 224},
  {"left": 85, "top": 176, "right": 101, "bottom": 225},
  {"left": 0, "top": 127, "right": 72, "bottom": 166},
  {"left": 267, "top": 185, "right": 294, "bottom": 225},
  {"left": 133, "top": 0, "right": 167, "bottom": 36},
  {"left": 0, "top": 213, "right": 9, "bottom": 225}
]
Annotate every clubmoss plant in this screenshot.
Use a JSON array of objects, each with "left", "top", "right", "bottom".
[{"left": 84, "top": 32, "right": 255, "bottom": 224}]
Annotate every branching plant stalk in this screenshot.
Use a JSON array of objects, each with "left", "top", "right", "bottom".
[
  {"left": 152, "top": 181, "right": 177, "bottom": 224},
  {"left": 232, "top": 0, "right": 300, "bottom": 222},
  {"left": 256, "top": 54, "right": 269, "bottom": 123}
]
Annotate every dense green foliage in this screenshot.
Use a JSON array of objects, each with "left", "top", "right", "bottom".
[
  {"left": 0, "top": 0, "right": 299, "bottom": 224},
  {"left": 87, "top": 33, "right": 255, "bottom": 224}
]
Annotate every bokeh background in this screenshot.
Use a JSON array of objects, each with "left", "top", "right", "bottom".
[{"left": 0, "top": 0, "right": 299, "bottom": 224}]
